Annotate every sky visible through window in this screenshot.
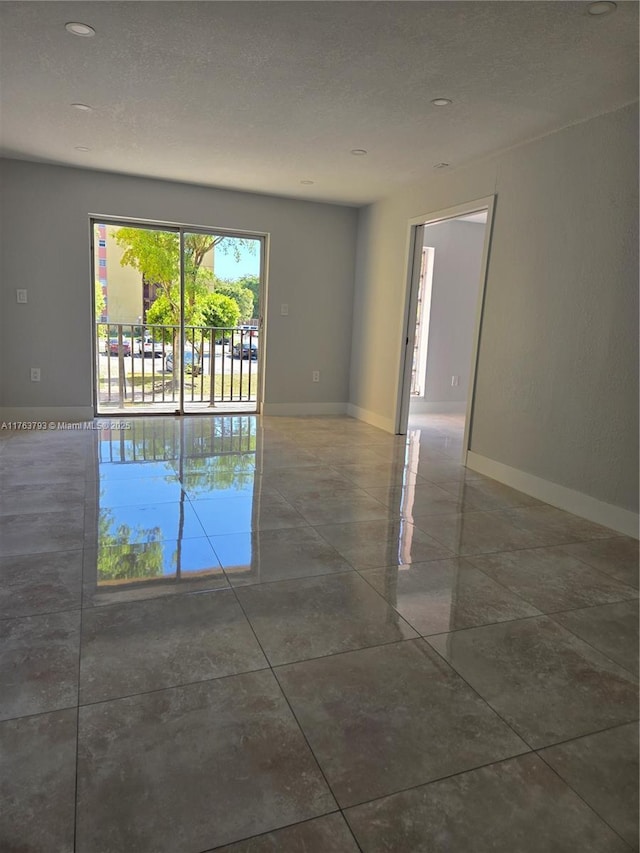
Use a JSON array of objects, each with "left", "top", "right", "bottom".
[{"left": 215, "top": 241, "right": 260, "bottom": 280}]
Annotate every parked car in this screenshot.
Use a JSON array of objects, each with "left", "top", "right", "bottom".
[
  {"left": 164, "top": 350, "right": 201, "bottom": 376},
  {"left": 105, "top": 338, "right": 131, "bottom": 356},
  {"left": 135, "top": 335, "right": 164, "bottom": 357},
  {"left": 232, "top": 338, "right": 258, "bottom": 360}
]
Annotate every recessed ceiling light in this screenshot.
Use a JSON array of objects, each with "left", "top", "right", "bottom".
[
  {"left": 300, "top": 180, "right": 315, "bottom": 185},
  {"left": 65, "top": 22, "right": 96, "bottom": 37},
  {"left": 434, "top": 162, "right": 450, "bottom": 169},
  {"left": 71, "top": 103, "right": 93, "bottom": 111},
  {"left": 587, "top": 1, "right": 616, "bottom": 14},
  {"left": 431, "top": 98, "right": 453, "bottom": 107},
  {"left": 74, "top": 146, "right": 91, "bottom": 152},
  {"left": 350, "top": 149, "right": 367, "bottom": 156}
]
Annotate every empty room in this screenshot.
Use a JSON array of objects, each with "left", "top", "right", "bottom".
[{"left": 0, "top": 2, "right": 638, "bottom": 852}]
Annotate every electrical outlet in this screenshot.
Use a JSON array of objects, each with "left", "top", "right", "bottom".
[
  {"left": 30, "top": 367, "right": 41, "bottom": 382},
  {"left": 17, "top": 289, "right": 27, "bottom": 303},
  {"left": 312, "top": 370, "right": 320, "bottom": 382}
]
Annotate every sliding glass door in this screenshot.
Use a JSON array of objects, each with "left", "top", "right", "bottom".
[
  {"left": 181, "top": 230, "right": 262, "bottom": 414},
  {"left": 93, "top": 220, "right": 263, "bottom": 415}
]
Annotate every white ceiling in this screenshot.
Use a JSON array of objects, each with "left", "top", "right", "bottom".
[{"left": 0, "top": 1, "right": 637, "bottom": 206}]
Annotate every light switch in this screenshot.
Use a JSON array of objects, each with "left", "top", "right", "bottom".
[
  {"left": 17, "top": 289, "right": 27, "bottom": 303},
  {"left": 280, "top": 303, "right": 289, "bottom": 316}
]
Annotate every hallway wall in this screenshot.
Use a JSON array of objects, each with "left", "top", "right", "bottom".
[{"left": 350, "top": 104, "right": 639, "bottom": 524}]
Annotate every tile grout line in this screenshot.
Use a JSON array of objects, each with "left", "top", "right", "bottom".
[
  {"left": 336, "top": 751, "right": 567, "bottom": 812},
  {"left": 350, "top": 565, "right": 547, "bottom": 637},
  {"left": 544, "top": 611, "right": 640, "bottom": 680},
  {"left": 264, "top": 628, "right": 633, "bottom": 838},
  {"left": 532, "top": 718, "right": 640, "bottom": 752},
  {"left": 459, "top": 552, "right": 638, "bottom": 614},
  {"left": 0, "top": 603, "right": 84, "bottom": 623},
  {"left": 421, "top": 636, "right": 539, "bottom": 750},
  {"left": 268, "top": 666, "right": 366, "bottom": 853},
  {"left": 535, "top": 748, "right": 636, "bottom": 851},
  {"left": 422, "top": 634, "right": 639, "bottom": 781},
  {"left": 338, "top": 746, "right": 637, "bottom": 852},
  {"left": 223, "top": 575, "right": 367, "bottom": 852},
  {"left": 5, "top": 634, "right": 636, "bottom": 729},
  {"left": 194, "top": 810, "right": 348, "bottom": 853},
  {"left": 69, "top": 663, "right": 271, "bottom": 713},
  {"left": 554, "top": 544, "right": 640, "bottom": 588},
  {"left": 4, "top": 416, "right": 637, "bottom": 851}
]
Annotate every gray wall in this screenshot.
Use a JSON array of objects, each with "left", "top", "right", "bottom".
[
  {"left": 0, "top": 160, "right": 357, "bottom": 414},
  {"left": 417, "top": 219, "right": 485, "bottom": 406},
  {"left": 350, "top": 104, "right": 638, "bottom": 513}
]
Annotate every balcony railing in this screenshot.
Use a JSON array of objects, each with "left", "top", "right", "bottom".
[{"left": 96, "top": 323, "right": 259, "bottom": 410}]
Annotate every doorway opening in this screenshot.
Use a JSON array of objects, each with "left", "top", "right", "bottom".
[
  {"left": 92, "top": 219, "right": 265, "bottom": 415},
  {"left": 397, "top": 197, "right": 495, "bottom": 458}
]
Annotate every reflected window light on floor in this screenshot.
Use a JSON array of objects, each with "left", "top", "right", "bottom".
[{"left": 0, "top": 413, "right": 637, "bottom": 853}]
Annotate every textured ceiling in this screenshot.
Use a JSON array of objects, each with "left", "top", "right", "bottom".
[{"left": 0, "top": 1, "right": 637, "bottom": 206}]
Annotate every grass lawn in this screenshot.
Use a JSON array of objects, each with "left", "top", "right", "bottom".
[{"left": 99, "top": 362, "right": 258, "bottom": 403}]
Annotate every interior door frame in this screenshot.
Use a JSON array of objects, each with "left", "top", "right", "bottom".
[
  {"left": 395, "top": 195, "right": 496, "bottom": 461},
  {"left": 90, "top": 214, "right": 268, "bottom": 416}
]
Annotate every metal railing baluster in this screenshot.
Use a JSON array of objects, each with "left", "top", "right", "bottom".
[{"left": 96, "top": 321, "right": 259, "bottom": 412}]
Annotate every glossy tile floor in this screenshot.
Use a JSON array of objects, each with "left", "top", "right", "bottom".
[{"left": 1, "top": 413, "right": 638, "bottom": 852}]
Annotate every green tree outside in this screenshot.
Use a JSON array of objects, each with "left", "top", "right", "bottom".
[
  {"left": 235, "top": 275, "right": 260, "bottom": 315},
  {"left": 201, "top": 292, "right": 240, "bottom": 331},
  {"left": 214, "top": 280, "right": 254, "bottom": 321},
  {"left": 95, "top": 285, "right": 106, "bottom": 321},
  {"left": 114, "top": 229, "right": 257, "bottom": 325},
  {"left": 113, "top": 228, "right": 257, "bottom": 377}
]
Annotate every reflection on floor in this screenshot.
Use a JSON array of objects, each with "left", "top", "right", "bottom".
[{"left": 1, "top": 413, "right": 638, "bottom": 852}]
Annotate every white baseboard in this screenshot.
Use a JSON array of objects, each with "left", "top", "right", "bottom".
[
  {"left": 466, "top": 451, "right": 639, "bottom": 540},
  {"left": 409, "top": 400, "right": 467, "bottom": 414},
  {"left": 262, "top": 402, "right": 348, "bottom": 417},
  {"left": 0, "top": 406, "right": 94, "bottom": 423},
  {"left": 346, "top": 404, "right": 395, "bottom": 434}
]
